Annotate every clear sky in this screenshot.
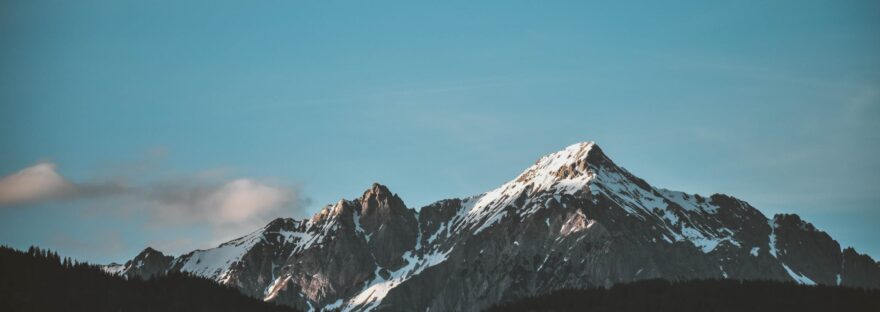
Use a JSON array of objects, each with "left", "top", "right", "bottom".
[{"left": 1, "top": 0, "right": 878, "bottom": 264}]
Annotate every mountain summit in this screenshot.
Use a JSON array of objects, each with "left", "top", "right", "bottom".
[{"left": 107, "top": 142, "right": 880, "bottom": 312}]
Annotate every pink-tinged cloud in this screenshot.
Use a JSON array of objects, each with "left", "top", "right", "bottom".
[
  {"left": 150, "top": 178, "right": 297, "bottom": 225},
  {"left": 0, "top": 162, "right": 127, "bottom": 207},
  {"left": 0, "top": 160, "right": 308, "bottom": 249},
  {"left": 146, "top": 177, "right": 303, "bottom": 244},
  {"left": 0, "top": 163, "right": 74, "bottom": 205},
  {"left": 210, "top": 179, "right": 292, "bottom": 224}
]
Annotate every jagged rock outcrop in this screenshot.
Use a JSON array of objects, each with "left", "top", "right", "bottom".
[
  {"left": 102, "top": 247, "right": 173, "bottom": 279},
  {"left": 107, "top": 142, "right": 880, "bottom": 311},
  {"left": 358, "top": 183, "right": 419, "bottom": 270},
  {"left": 842, "top": 247, "right": 880, "bottom": 289}
]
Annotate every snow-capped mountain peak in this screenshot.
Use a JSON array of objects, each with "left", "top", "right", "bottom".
[
  {"left": 515, "top": 141, "right": 597, "bottom": 186},
  {"left": 107, "top": 142, "right": 880, "bottom": 312}
]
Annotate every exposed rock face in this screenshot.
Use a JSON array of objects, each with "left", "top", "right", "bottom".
[
  {"left": 358, "top": 183, "right": 419, "bottom": 270},
  {"left": 108, "top": 142, "right": 880, "bottom": 311},
  {"left": 113, "top": 247, "right": 173, "bottom": 279},
  {"left": 772, "top": 214, "right": 843, "bottom": 285},
  {"left": 841, "top": 247, "right": 880, "bottom": 289}
]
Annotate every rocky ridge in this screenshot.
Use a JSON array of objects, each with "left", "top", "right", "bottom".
[{"left": 105, "top": 142, "right": 880, "bottom": 311}]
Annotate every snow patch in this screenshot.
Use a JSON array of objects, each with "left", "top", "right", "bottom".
[
  {"left": 263, "top": 275, "right": 290, "bottom": 301},
  {"left": 178, "top": 228, "right": 263, "bottom": 283},
  {"left": 678, "top": 227, "right": 741, "bottom": 253},
  {"left": 537, "top": 254, "right": 551, "bottom": 271},
  {"left": 768, "top": 220, "right": 779, "bottom": 258},
  {"left": 658, "top": 189, "right": 719, "bottom": 213},
  {"left": 465, "top": 142, "right": 596, "bottom": 235},
  {"left": 101, "top": 263, "right": 125, "bottom": 275},
  {"left": 426, "top": 222, "right": 447, "bottom": 244},
  {"left": 324, "top": 299, "right": 344, "bottom": 310},
  {"left": 342, "top": 248, "right": 454, "bottom": 312},
  {"left": 781, "top": 263, "right": 816, "bottom": 285}
]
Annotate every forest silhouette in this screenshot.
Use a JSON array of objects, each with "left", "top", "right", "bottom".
[
  {"left": 0, "top": 246, "right": 299, "bottom": 312},
  {"left": 488, "top": 277, "right": 880, "bottom": 312}
]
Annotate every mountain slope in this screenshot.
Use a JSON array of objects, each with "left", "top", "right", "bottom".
[{"left": 109, "top": 142, "right": 880, "bottom": 311}]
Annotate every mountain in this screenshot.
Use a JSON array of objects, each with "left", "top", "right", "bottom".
[
  {"left": 107, "top": 142, "right": 880, "bottom": 311},
  {"left": 0, "top": 246, "right": 298, "bottom": 312},
  {"left": 103, "top": 246, "right": 174, "bottom": 279}
]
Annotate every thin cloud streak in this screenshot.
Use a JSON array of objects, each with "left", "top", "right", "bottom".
[
  {"left": 0, "top": 161, "right": 309, "bottom": 251},
  {"left": 142, "top": 177, "right": 307, "bottom": 244},
  {"left": 0, "top": 162, "right": 127, "bottom": 206}
]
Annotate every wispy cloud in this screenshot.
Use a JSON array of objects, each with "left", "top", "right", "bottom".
[
  {"left": 0, "top": 160, "right": 309, "bottom": 250},
  {"left": 142, "top": 176, "right": 306, "bottom": 244},
  {"left": 148, "top": 178, "right": 295, "bottom": 225},
  {"left": 0, "top": 162, "right": 126, "bottom": 206},
  {"left": 0, "top": 163, "right": 72, "bottom": 205}
]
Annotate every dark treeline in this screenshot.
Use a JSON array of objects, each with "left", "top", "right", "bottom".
[
  {"left": 0, "top": 246, "right": 299, "bottom": 312},
  {"left": 487, "top": 278, "right": 880, "bottom": 312}
]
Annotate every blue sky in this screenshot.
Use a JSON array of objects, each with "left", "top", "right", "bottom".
[{"left": 1, "top": 0, "right": 878, "bottom": 263}]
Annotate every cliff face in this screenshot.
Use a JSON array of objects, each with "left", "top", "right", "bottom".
[
  {"left": 113, "top": 247, "right": 173, "bottom": 280},
  {"left": 109, "top": 142, "right": 880, "bottom": 312}
]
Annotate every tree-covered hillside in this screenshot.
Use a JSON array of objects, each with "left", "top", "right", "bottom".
[
  {"left": 487, "top": 278, "right": 880, "bottom": 312},
  {"left": 0, "top": 246, "right": 299, "bottom": 312}
]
